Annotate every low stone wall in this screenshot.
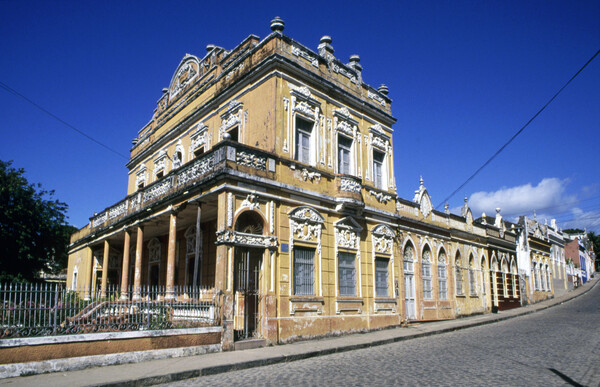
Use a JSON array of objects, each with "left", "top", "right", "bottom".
[{"left": 0, "top": 327, "right": 222, "bottom": 378}]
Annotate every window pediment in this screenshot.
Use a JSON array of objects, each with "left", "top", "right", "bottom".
[
  {"left": 190, "top": 122, "right": 208, "bottom": 151},
  {"left": 169, "top": 55, "right": 200, "bottom": 100}
]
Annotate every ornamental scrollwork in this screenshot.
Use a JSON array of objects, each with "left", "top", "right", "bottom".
[
  {"left": 143, "top": 178, "right": 173, "bottom": 203},
  {"left": 108, "top": 201, "right": 128, "bottom": 220},
  {"left": 336, "top": 120, "right": 354, "bottom": 137},
  {"left": 301, "top": 168, "right": 321, "bottom": 182},
  {"left": 241, "top": 193, "right": 261, "bottom": 211},
  {"left": 368, "top": 90, "right": 386, "bottom": 107},
  {"left": 336, "top": 228, "right": 359, "bottom": 250},
  {"left": 236, "top": 151, "right": 266, "bottom": 170},
  {"left": 216, "top": 230, "right": 277, "bottom": 248},
  {"left": 368, "top": 190, "right": 392, "bottom": 204},
  {"left": 291, "top": 46, "right": 318, "bottom": 67},
  {"left": 340, "top": 178, "right": 361, "bottom": 193},
  {"left": 91, "top": 212, "right": 107, "bottom": 228},
  {"left": 372, "top": 224, "right": 394, "bottom": 255},
  {"left": 294, "top": 101, "right": 315, "bottom": 119},
  {"left": 334, "top": 217, "right": 362, "bottom": 250},
  {"left": 176, "top": 155, "right": 213, "bottom": 187}
]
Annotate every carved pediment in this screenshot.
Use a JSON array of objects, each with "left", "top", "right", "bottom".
[
  {"left": 169, "top": 55, "right": 200, "bottom": 99},
  {"left": 334, "top": 216, "right": 362, "bottom": 250},
  {"left": 289, "top": 206, "right": 325, "bottom": 224},
  {"left": 372, "top": 224, "right": 395, "bottom": 255}
]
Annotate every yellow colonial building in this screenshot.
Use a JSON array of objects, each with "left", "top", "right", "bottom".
[{"left": 67, "top": 18, "right": 534, "bottom": 349}]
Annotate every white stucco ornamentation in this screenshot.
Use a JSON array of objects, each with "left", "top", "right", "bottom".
[
  {"left": 169, "top": 58, "right": 199, "bottom": 99},
  {"left": 227, "top": 192, "right": 233, "bottom": 227},
  {"left": 219, "top": 100, "right": 243, "bottom": 140},
  {"left": 135, "top": 165, "right": 148, "bottom": 187},
  {"left": 294, "top": 100, "right": 315, "bottom": 119},
  {"left": 143, "top": 178, "right": 173, "bottom": 203},
  {"left": 368, "top": 90, "right": 386, "bottom": 107},
  {"left": 291, "top": 46, "right": 318, "bottom": 67},
  {"left": 241, "top": 193, "right": 261, "bottom": 211},
  {"left": 216, "top": 230, "right": 277, "bottom": 248},
  {"left": 372, "top": 224, "right": 395, "bottom": 255},
  {"left": 413, "top": 177, "right": 432, "bottom": 218},
  {"left": 190, "top": 123, "right": 208, "bottom": 153},
  {"left": 176, "top": 154, "right": 213, "bottom": 187},
  {"left": 236, "top": 151, "right": 266, "bottom": 170},
  {"left": 334, "top": 217, "right": 362, "bottom": 250},
  {"left": 301, "top": 168, "right": 321, "bottom": 182},
  {"left": 340, "top": 177, "right": 361, "bottom": 193},
  {"left": 368, "top": 189, "right": 392, "bottom": 204}
]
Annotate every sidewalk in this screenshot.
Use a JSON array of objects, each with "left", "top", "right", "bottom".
[{"left": 2, "top": 277, "right": 598, "bottom": 387}]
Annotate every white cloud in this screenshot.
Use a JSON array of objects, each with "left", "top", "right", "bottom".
[
  {"left": 558, "top": 208, "right": 600, "bottom": 233},
  {"left": 468, "top": 178, "right": 577, "bottom": 218}
]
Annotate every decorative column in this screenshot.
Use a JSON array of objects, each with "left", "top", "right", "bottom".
[
  {"left": 193, "top": 204, "right": 202, "bottom": 287},
  {"left": 120, "top": 229, "right": 131, "bottom": 299},
  {"left": 133, "top": 225, "right": 144, "bottom": 300},
  {"left": 100, "top": 240, "right": 110, "bottom": 298},
  {"left": 166, "top": 211, "right": 177, "bottom": 299},
  {"left": 215, "top": 191, "right": 233, "bottom": 350}
]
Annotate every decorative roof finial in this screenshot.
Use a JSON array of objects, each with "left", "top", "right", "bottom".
[
  {"left": 444, "top": 203, "right": 450, "bottom": 214},
  {"left": 419, "top": 176, "right": 424, "bottom": 187},
  {"left": 270, "top": 17, "right": 285, "bottom": 32},
  {"left": 378, "top": 84, "right": 389, "bottom": 95}
]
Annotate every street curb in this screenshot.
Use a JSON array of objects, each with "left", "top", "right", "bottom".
[{"left": 94, "top": 278, "right": 598, "bottom": 387}]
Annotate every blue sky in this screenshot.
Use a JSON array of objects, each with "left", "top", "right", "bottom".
[{"left": 1, "top": 1, "right": 599, "bottom": 232}]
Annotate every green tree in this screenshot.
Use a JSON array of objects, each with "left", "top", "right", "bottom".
[
  {"left": 587, "top": 231, "right": 600, "bottom": 271},
  {"left": 0, "top": 160, "right": 75, "bottom": 282}
]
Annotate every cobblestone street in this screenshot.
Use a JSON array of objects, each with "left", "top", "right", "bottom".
[{"left": 163, "top": 285, "right": 600, "bottom": 386}]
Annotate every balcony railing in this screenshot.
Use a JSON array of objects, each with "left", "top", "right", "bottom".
[{"left": 89, "top": 142, "right": 276, "bottom": 231}]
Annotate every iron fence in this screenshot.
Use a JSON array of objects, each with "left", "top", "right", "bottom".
[{"left": 0, "top": 283, "right": 221, "bottom": 339}]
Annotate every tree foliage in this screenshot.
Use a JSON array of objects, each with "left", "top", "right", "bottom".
[
  {"left": 563, "top": 228, "right": 584, "bottom": 235},
  {"left": 0, "top": 160, "right": 75, "bottom": 282}
]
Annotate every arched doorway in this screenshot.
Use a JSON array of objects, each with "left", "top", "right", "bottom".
[
  {"left": 403, "top": 243, "right": 416, "bottom": 320},
  {"left": 233, "top": 211, "right": 264, "bottom": 341}
]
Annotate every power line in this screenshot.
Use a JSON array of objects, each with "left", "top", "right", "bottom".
[
  {"left": 436, "top": 48, "right": 600, "bottom": 209},
  {"left": 0, "top": 80, "right": 129, "bottom": 160}
]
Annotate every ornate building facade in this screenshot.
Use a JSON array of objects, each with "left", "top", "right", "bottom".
[{"left": 68, "top": 18, "right": 543, "bottom": 348}]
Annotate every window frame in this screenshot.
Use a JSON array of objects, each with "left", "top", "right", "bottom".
[
  {"left": 372, "top": 150, "right": 386, "bottom": 189},
  {"left": 455, "top": 256, "right": 463, "bottom": 296},
  {"left": 375, "top": 257, "right": 389, "bottom": 298},
  {"left": 293, "top": 246, "right": 315, "bottom": 296},
  {"left": 337, "top": 134, "right": 353, "bottom": 175},
  {"left": 338, "top": 252, "right": 356, "bottom": 297},
  {"left": 438, "top": 252, "right": 447, "bottom": 300},
  {"left": 422, "top": 249, "right": 432, "bottom": 300}
]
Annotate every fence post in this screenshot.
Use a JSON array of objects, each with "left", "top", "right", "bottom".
[{"left": 53, "top": 284, "right": 59, "bottom": 335}]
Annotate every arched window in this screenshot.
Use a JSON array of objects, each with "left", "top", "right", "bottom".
[
  {"left": 438, "top": 251, "right": 447, "bottom": 300},
  {"left": 531, "top": 261, "right": 538, "bottom": 290},
  {"left": 235, "top": 211, "right": 264, "bottom": 234},
  {"left": 422, "top": 247, "right": 432, "bottom": 299},
  {"left": 455, "top": 253, "right": 463, "bottom": 296},
  {"left": 511, "top": 259, "right": 518, "bottom": 298},
  {"left": 545, "top": 264, "right": 551, "bottom": 292},
  {"left": 403, "top": 244, "right": 414, "bottom": 274},
  {"left": 480, "top": 256, "right": 487, "bottom": 295},
  {"left": 536, "top": 262, "right": 542, "bottom": 291},
  {"left": 501, "top": 258, "right": 509, "bottom": 297},
  {"left": 468, "top": 255, "right": 476, "bottom": 296}
]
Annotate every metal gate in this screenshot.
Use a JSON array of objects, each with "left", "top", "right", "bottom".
[{"left": 233, "top": 247, "right": 262, "bottom": 341}]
